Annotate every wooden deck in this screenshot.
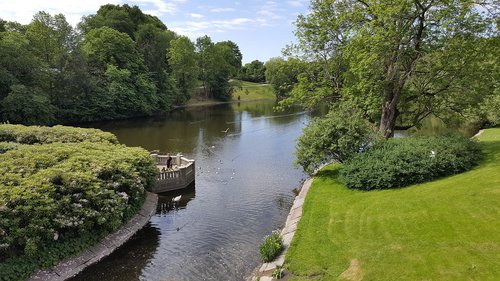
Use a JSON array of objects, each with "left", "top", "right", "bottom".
[{"left": 151, "top": 154, "right": 195, "bottom": 193}]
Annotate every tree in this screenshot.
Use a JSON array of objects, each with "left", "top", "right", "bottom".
[
  {"left": 168, "top": 36, "right": 198, "bottom": 102},
  {"left": 25, "top": 12, "right": 76, "bottom": 109},
  {"left": 239, "top": 60, "right": 266, "bottom": 83},
  {"left": 265, "top": 57, "right": 309, "bottom": 100},
  {"left": 78, "top": 4, "right": 167, "bottom": 39},
  {"left": 285, "top": 0, "right": 499, "bottom": 138},
  {"left": 82, "top": 27, "right": 158, "bottom": 118},
  {"left": 0, "top": 32, "right": 42, "bottom": 101},
  {"left": 0, "top": 19, "right": 6, "bottom": 32},
  {"left": 215, "top": 40, "right": 242, "bottom": 77},
  {"left": 136, "top": 24, "right": 179, "bottom": 108},
  {"left": 1, "top": 84, "right": 55, "bottom": 124},
  {"left": 196, "top": 36, "right": 233, "bottom": 100},
  {"left": 295, "top": 101, "right": 376, "bottom": 174}
]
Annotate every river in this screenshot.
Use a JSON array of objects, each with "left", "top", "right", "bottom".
[{"left": 72, "top": 101, "right": 310, "bottom": 281}]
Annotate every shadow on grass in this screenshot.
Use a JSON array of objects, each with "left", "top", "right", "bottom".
[{"left": 315, "top": 167, "right": 340, "bottom": 179}]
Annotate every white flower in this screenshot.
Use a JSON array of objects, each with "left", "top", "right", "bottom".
[{"left": 430, "top": 150, "right": 436, "bottom": 158}]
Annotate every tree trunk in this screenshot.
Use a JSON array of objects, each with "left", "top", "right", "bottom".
[{"left": 379, "top": 90, "right": 400, "bottom": 138}]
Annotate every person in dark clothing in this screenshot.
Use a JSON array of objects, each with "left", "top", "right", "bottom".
[{"left": 166, "top": 155, "right": 173, "bottom": 169}]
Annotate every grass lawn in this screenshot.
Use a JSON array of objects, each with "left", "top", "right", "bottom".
[
  {"left": 286, "top": 128, "right": 500, "bottom": 280},
  {"left": 230, "top": 80, "right": 275, "bottom": 101}
]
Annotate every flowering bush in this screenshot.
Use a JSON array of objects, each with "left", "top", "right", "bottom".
[
  {"left": 0, "top": 124, "right": 118, "bottom": 145},
  {"left": 0, "top": 125, "right": 157, "bottom": 280}
]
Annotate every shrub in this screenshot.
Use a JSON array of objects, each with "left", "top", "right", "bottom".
[
  {"left": 0, "top": 125, "right": 157, "bottom": 280},
  {"left": 0, "top": 124, "right": 118, "bottom": 144},
  {"left": 260, "top": 231, "right": 283, "bottom": 262},
  {"left": 0, "top": 142, "right": 157, "bottom": 260},
  {"left": 295, "top": 102, "right": 376, "bottom": 174},
  {"left": 0, "top": 142, "right": 21, "bottom": 154},
  {"left": 340, "top": 135, "right": 483, "bottom": 190}
]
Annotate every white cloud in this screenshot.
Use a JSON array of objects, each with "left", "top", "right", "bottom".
[
  {"left": 170, "top": 17, "right": 257, "bottom": 39},
  {"left": 0, "top": 0, "right": 122, "bottom": 25},
  {"left": 189, "top": 13, "right": 204, "bottom": 19},
  {"left": 209, "top": 7, "right": 236, "bottom": 13},
  {"left": 0, "top": 0, "right": 184, "bottom": 26},
  {"left": 287, "top": 0, "right": 306, "bottom": 7},
  {"left": 130, "top": 0, "right": 180, "bottom": 15}
]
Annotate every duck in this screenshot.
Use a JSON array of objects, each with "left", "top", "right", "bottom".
[{"left": 172, "top": 195, "right": 182, "bottom": 202}]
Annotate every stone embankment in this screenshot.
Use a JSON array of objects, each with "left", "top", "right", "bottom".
[
  {"left": 29, "top": 192, "right": 158, "bottom": 281},
  {"left": 251, "top": 178, "right": 313, "bottom": 281}
]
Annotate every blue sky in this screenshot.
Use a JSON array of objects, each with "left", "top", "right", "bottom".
[{"left": 0, "top": 0, "right": 310, "bottom": 63}]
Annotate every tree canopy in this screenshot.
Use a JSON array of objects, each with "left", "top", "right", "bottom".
[
  {"left": 0, "top": 5, "right": 244, "bottom": 125},
  {"left": 281, "top": 0, "right": 499, "bottom": 137}
]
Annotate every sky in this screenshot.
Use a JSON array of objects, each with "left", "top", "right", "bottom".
[{"left": 0, "top": 0, "right": 310, "bottom": 63}]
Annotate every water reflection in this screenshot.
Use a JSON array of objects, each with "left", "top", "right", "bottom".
[
  {"left": 71, "top": 224, "right": 161, "bottom": 281},
  {"left": 157, "top": 184, "right": 196, "bottom": 215},
  {"left": 408, "top": 117, "right": 478, "bottom": 137}
]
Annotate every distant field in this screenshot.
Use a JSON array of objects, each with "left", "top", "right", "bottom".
[
  {"left": 230, "top": 80, "right": 275, "bottom": 101},
  {"left": 286, "top": 128, "right": 500, "bottom": 280}
]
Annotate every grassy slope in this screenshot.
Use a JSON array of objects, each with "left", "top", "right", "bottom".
[
  {"left": 230, "top": 80, "right": 275, "bottom": 101},
  {"left": 286, "top": 128, "right": 500, "bottom": 280}
]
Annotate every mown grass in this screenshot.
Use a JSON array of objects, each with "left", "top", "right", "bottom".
[
  {"left": 230, "top": 80, "right": 275, "bottom": 101},
  {"left": 286, "top": 128, "right": 500, "bottom": 280}
]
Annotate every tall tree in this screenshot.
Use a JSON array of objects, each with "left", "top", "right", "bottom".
[
  {"left": 168, "top": 36, "right": 198, "bottom": 102},
  {"left": 196, "top": 35, "right": 213, "bottom": 98},
  {"left": 239, "top": 60, "right": 266, "bottom": 83},
  {"left": 215, "top": 40, "right": 242, "bottom": 78},
  {"left": 285, "top": 0, "right": 499, "bottom": 137},
  {"left": 82, "top": 27, "right": 158, "bottom": 118},
  {"left": 265, "top": 57, "right": 307, "bottom": 99},
  {"left": 136, "top": 24, "right": 178, "bottom": 108},
  {"left": 78, "top": 4, "right": 167, "bottom": 39}
]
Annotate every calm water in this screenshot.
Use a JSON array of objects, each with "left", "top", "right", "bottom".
[{"left": 72, "top": 101, "right": 309, "bottom": 281}]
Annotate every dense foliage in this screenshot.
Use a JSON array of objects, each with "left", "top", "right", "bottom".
[
  {"left": 0, "top": 124, "right": 118, "bottom": 144},
  {"left": 238, "top": 60, "right": 266, "bottom": 83},
  {"left": 259, "top": 231, "right": 283, "bottom": 263},
  {"left": 279, "top": 0, "right": 498, "bottom": 137},
  {"left": 296, "top": 103, "right": 376, "bottom": 174},
  {"left": 265, "top": 57, "right": 307, "bottom": 100},
  {"left": 0, "top": 5, "right": 243, "bottom": 125},
  {"left": 0, "top": 125, "right": 157, "bottom": 280},
  {"left": 340, "top": 136, "right": 482, "bottom": 190}
]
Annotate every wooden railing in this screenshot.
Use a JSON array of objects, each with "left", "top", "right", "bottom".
[{"left": 151, "top": 153, "right": 195, "bottom": 193}]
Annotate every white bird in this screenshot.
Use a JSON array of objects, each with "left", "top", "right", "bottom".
[
  {"left": 172, "top": 195, "right": 182, "bottom": 202},
  {"left": 222, "top": 128, "right": 229, "bottom": 133}
]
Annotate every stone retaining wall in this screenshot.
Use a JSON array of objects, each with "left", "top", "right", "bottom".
[
  {"left": 29, "top": 192, "right": 158, "bottom": 281},
  {"left": 250, "top": 178, "right": 313, "bottom": 281}
]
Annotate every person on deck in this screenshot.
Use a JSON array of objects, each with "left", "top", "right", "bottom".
[{"left": 167, "top": 155, "right": 173, "bottom": 169}]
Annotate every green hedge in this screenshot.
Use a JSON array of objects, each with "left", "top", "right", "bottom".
[
  {"left": 0, "top": 124, "right": 118, "bottom": 144},
  {"left": 340, "top": 136, "right": 482, "bottom": 190},
  {"left": 0, "top": 125, "right": 157, "bottom": 281}
]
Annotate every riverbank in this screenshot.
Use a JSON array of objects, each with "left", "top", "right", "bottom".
[
  {"left": 249, "top": 179, "right": 313, "bottom": 281},
  {"left": 29, "top": 192, "right": 158, "bottom": 281},
  {"left": 182, "top": 81, "right": 275, "bottom": 108},
  {"left": 285, "top": 128, "right": 500, "bottom": 280}
]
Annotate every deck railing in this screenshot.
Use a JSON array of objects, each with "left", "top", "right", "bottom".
[{"left": 151, "top": 153, "right": 195, "bottom": 193}]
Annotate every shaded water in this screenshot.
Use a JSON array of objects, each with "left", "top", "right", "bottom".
[{"left": 72, "top": 101, "right": 309, "bottom": 281}]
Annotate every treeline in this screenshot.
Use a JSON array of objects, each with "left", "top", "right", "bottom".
[{"left": 0, "top": 4, "right": 244, "bottom": 125}]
